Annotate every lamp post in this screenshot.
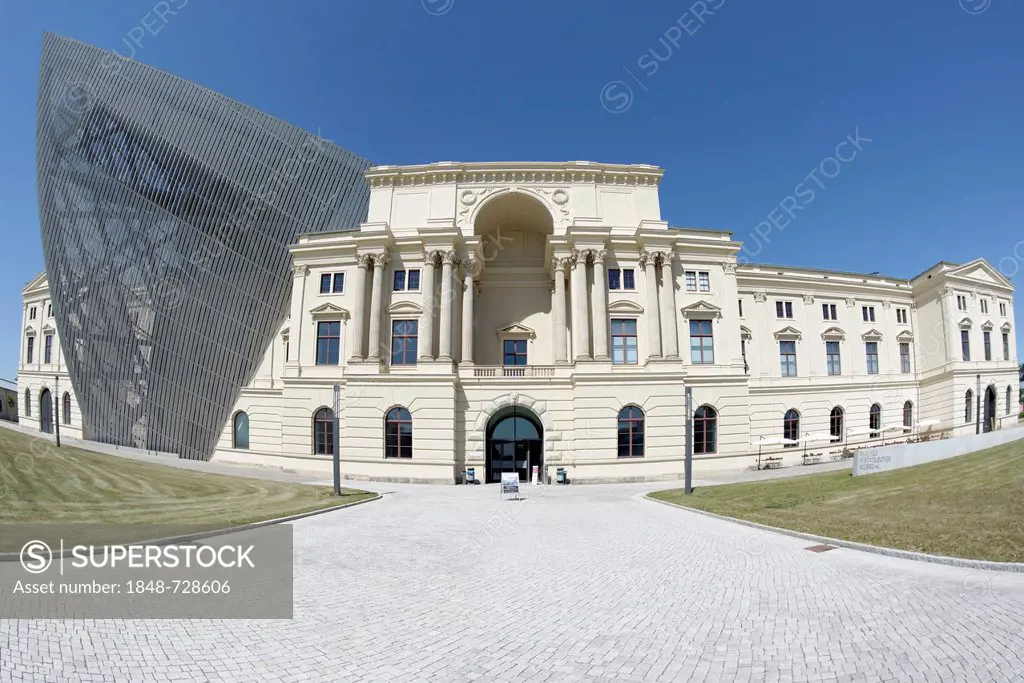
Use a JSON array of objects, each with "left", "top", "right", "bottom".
[
  {"left": 684, "top": 387, "right": 693, "bottom": 495},
  {"left": 332, "top": 383, "right": 341, "bottom": 495},
  {"left": 53, "top": 375, "right": 61, "bottom": 447}
]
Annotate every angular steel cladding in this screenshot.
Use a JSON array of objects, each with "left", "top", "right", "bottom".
[{"left": 36, "top": 33, "right": 371, "bottom": 460}]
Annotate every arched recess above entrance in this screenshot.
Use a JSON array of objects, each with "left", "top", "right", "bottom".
[
  {"left": 471, "top": 393, "right": 558, "bottom": 443},
  {"left": 460, "top": 187, "right": 561, "bottom": 239}
]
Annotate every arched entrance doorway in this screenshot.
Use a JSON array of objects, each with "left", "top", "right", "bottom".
[
  {"left": 39, "top": 389, "right": 53, "bottom": 434},
  {"left": 486, "top": 406, "right": 543, "bottom": 483},
  {"left": 984, "top": 385, "right": 997, "bottom": 433}
]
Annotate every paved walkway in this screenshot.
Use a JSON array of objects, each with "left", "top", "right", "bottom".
[{"left": 3, "top": 481, "right": 1024, "bottom": 682}]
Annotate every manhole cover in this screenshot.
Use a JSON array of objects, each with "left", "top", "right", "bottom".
[{"left": 805, "top": 544, "right": 837, "bottom": 553}]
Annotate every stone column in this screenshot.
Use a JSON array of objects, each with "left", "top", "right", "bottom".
[
  {"left": 658, "top": 252, "right": 679, "bottom": 359},
  {"left": 367, "top": 252, "right": 389, "bottom": 361},
  {"left": 287, "top": 264, "right": 308, "bottom": 367},
  {"left": 570, "top": 249, "right": 591, "bottom": 360},
  {"left": 348, "top": 255, "right": 372, "bottom": 361},
  {"left": 591, "top": 249, "right": 609, "bottom": 360},
  {"left": 418, "top": 251, "right": 439, "bottom": 361},
  {"left": 461, "top": 258, "right": 477, "bottom": 364},
  {"left": 438, "top": 251, "right": 458, "bottom": 361},
  {"left": 552, "top": 258, "right": 569, "bottom": 364},
  {"left": 641, "top": 250, "right": 662, "bottom": 360}
]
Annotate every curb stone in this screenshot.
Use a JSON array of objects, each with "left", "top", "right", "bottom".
[
  {"left": 0, "top": 493, "right": 381, "bottom": 562},
  {"left": 644, "top": 493, "right": 1024, "bottom": 573}
]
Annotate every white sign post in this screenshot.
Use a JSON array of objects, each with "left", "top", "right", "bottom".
[
  {"left": 501, "top": 472, "right": 520, "bottom": 500},
  {"left": 531, "top": 465, "right": 538, "bottom": 485}
]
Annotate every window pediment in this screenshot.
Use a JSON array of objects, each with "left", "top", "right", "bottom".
[
  {"left": 1001, "top": 322, "right": 1012, "bottom": 332},
  {"left": 24, "top": 326, "right": 36, "bottom": 336},
  {"left": 958, "top": 317, "right": 972, "bottom": 329},
  {"left": 497, "top": 322, "right": 536, "bottom": 340},
  {"left": 387, "top": 300, "right": 423, "bottom": 316},
  {"left": 681, "top": 300, "right": 722, "bottom": 319},
  {"left": 774, "top": 325, "right": 802, "bottom": 340},
  {"left": 981, "top": 319, "right": 994, "bottom": 331},
  {"left": 309, "top": 303, "right": 351, "bottom": 320},
  {"left": 896, "top": 330, "right": 914, "bottom": 342},
  {"left": 740, "top": 325, "right": 753, "bottom": 340},
  {"left": 861, "top": 328, "right": 883, "bottom": 341},
  {"left": 41, "top": 323, "right": 56, "bottom": 334},
  {"left": 820, "top": 326, "right": 845, "bottom": 341},
  {"left": 608, "top": 300, "right": 643, "bottom": 314}
]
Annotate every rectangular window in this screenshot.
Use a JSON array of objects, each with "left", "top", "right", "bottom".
[
  {"left": 392, "top": 270, "right": 421, "bottom": 292},
  {"left": 391, "top": 320, "right": 418, "bottom": 365},
  {"left": 697, "top": 271, "right": 710, "bottom": 292},
  {"left": 1003, "top": 332, "right": 1010, "bottom": 361},
  {"left": 608, "top": 269, "right": 620, "bottom": 290},
  {"left": 826, "top": 341, "right": 841, "bottom": 376},
  {"left": 984, "top": 330, "right": 992, "bottom": 361},
  {"left": 900, "top": 342, "right": 911, "bottom": 373},
  {"left": 320, "top": 273, "right": 344, "bottom": 294},
  {"left": 862, "top": 306, "right": 875, "bottom": 322},
  {"left": 685, "top": 271, "right": 697, "bottom": 292},
  {"left": 865, "top": 341, "right": 879, "bottom": 374},
  {"left": 622, "top": 269, "right": 635, "bottom": 290},
  {"left": 957, "top": 295, "right": 967, "bottom": 311},
  {"left": 999, "top": 302, "right": 1007, "bottom": 317},
  {"left": 896, "top": 308, "right": 908, "bottom": 324},
  {"left": 776, "top": 301, "right": 793, "bottom": 319},
  {"left": 779, "top": 340, "right": 797, "bottom": 377},
  {"left": 611, "top": 319, "right": 638, "bottom": 365},
  {"left": 44, "top": 334, "right": 53, "bottom": 364},
  {"left": 502, "top": 339, "right": 528, "bottom": 366},
  {"left": 981, "top": 299, "right": 989, "bottom": 314},
  {"left": 738, "top": 299, "right": 744, "bottom": 318},
  {"left": 822, "top": 303, "right": 837, "bottom": 321},
  {"left": 689, "top": 320, "right": 714, "bottom": 364},
  {"left": 47, "top": 304, "right": 52, "bottom": 318},
  {"left": 26, "top": 336, "right": 34, "bottom": 364},
  {"left": 961, "top": 329, "right": 970, "bottom": 361},
  {"left": 29, "top": 307, "right": 36, "bottom": 320},
  {"left": 315, "top": 321, "right": 341, "bottom": 365}
]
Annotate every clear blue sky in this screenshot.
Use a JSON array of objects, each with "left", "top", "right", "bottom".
[{"left": 2, "top": 0, "right": 1023, "bottom": 380}]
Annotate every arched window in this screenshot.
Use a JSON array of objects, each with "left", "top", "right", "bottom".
[
  {"left": 965, "top": 389, "right": 973, "bottom": 423},
  {"left": 783, "top": 409, "right": 799, "bottom": 447},
  {"left": 313, "top": 407, "right": 334, "bottom": 455},
  {"left": 617, "top": 405, "right": 645, "bottom": 457},
  {"left": 902, "top": 401, "right": 913, "bottom": 430},
  {"left": 62, "top": 392, "right": 71, "bottom": 425},
  {"left": 385, "top": 407, "right": 413, "bottom": 459},
  {"left": 829, "top": 407, "right": 844, "bottom": 443},
  {"left": 233, "top": 411, "right": 250, "bottom": 450},
  {"left": 1007, "top": 385, "right": 1014, "bottom": 416},
  {"left": 24, "top": 389, "right": 30, "bottom": 417},
  {"left": 693, "top": 405, "right": 717, "bottom": 455},
  {"left": 869, "top": 404, "right": 882, "bottom": 438}
]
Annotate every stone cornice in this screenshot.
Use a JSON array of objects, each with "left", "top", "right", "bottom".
[{"left": 365, "top": 161, "right": 664, "bottom": 189}]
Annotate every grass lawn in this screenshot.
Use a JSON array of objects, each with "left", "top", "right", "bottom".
[
  {"left": 0, "top": 427, "right": 374, "bottom": 547},
  {"left": 650, "top": 440, "right": 1024, "bottom": 562}
]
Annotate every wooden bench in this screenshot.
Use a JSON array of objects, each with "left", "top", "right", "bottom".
[
  {"left": 762, "top": 456, "right": 783, "bottom": 470},
  {"left": 801, "top": 453, "right": 823, "bottom": 466}
]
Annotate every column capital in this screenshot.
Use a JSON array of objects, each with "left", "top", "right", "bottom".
[
  {"left": 594, "top": 249, "right": 608, "bottom": 263},
  {"left": 371, "top": 252, "right": 390, "bottom": 269},
  {"left": 462, "top": 257, "right": 482, "bottom": 278},
  {"left": 442, "top": 250, "right": 460, "bottom": 266},
  {"left": 291, "top": 264, "right": 309, "bottom": 278},
  {"left": 356, "top": 253, "right": 374, "bottom": 269},
  {"left": 569, "top": 249, "right": 587, "bottom": 269},
  {"left": 721, "top": 261, "right": 737, "bottom": 275},
  {"left": 639, "top": 250, "right": 657, "bottom": 269},
  {"left": 552, "top": 257, "right": 570, "bottom": 274},
  {"left": 424, "top": 249, "right": 444, "bottom": 265}
]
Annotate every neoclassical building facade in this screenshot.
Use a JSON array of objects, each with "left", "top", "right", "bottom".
[{"left": 18, "top": 161, "right": 1019, "bottom": 483}]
